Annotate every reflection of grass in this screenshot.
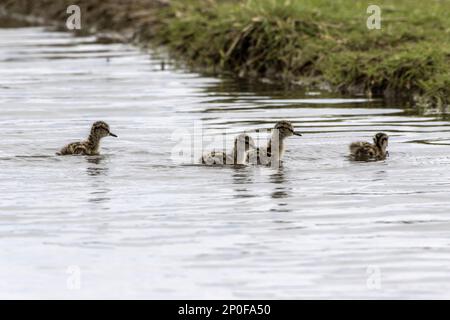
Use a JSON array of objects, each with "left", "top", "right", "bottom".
[{"left": 2, "top": 0, "right": 450, "bottom": 109}]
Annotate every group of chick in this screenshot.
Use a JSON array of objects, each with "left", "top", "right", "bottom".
[{"left": 56, "top": 120, "right": 389, "bottom": 165}]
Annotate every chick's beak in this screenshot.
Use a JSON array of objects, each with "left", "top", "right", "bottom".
[
  {"left": 109, "top": 132, "right": 118, "bottom": 137},
  {"left": 293, "top": 131, "right": 302, "bottom": 136}
]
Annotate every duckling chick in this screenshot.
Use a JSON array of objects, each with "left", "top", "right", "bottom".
[
  {"left": 201, "top": 133, "right": 256, "bottom": 165},
  {"left": 247, "top": 120, "right": 302, "bottom": 165},
  {"left": 57, "top": 121, "right": 117, "bottom": 156},
  {"left": 349, "top": 132, "right": 389, "bottom": 161}
]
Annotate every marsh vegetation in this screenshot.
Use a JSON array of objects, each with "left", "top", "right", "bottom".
[{"left": 2, "top": 0, "right": 449, "bottom": 110}]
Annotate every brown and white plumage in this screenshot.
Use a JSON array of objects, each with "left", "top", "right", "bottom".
[
  {"left": 201, "top": 133, "right": 256, "bottom": 165},
  {"left": 349, "top": 132, "right": 389, "bottom": 161},
  {"left": 57, "top": 121, "right": 118, "bottom": 156},
  {"left": 247, "top": 120, "right": 302, "bottom": 165}
]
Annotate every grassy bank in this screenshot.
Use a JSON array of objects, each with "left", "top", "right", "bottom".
[{"left": 2, "top": 0, "right": 450, "bottom": 109}]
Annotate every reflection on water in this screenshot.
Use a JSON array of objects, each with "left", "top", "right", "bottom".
[
  {"left": 88, "top": 189, "right": 111, "bottom": 204},
  {"left": 269, "top": 170, "right": 290, "bottom": 200},
  {"left": 269, "top": 169, "right": 292, "bottom": 213},
  {"left": 232, "top": 167, "right": 255, "bottom": 199},
  {"left": 86, "top": 156, "right": 108, "bottom": 176},
  {"left": 85, "top": 156, "right": 111, "bottom": 205},
  {"left": 1, "top": 26, "right": 450, "bottom": 299}
]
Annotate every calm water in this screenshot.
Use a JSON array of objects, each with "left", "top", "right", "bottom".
[{"left": 1, "top": 26, "right": 450, "bottom": 299}]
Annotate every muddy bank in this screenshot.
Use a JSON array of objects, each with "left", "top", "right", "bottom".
[{"left": 1, "top": 0, "right": 449, "bottom": 111}]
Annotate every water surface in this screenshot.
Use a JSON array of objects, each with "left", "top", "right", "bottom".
[{"left": 1, "top": 27, "right": 450, "bottom": 299}]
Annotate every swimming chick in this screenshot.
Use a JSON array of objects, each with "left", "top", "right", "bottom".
[
  {"left": 349, "top": 132, "right": 389, "bottom": 161},
  {"left": 201, "top": 133, "right": 256, "bottom": 165},
  {"left": 247, "top": 120, "right": 302, "bottom": 165},
  {"left": 57, "top": 121, "right": 117, "bottom": 156}
]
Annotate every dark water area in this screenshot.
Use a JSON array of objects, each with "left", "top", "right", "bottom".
[{"left": 1, "top": 25, "right": 450, "bottom": 298}]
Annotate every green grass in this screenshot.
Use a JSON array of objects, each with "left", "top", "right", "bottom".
[{"left": 153, "top": 0, "right": 450, "bottom": 107}]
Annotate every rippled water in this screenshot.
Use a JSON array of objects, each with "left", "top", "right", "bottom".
[{"left": 1, "top": 26, "right": 450, "bottom": 299}]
